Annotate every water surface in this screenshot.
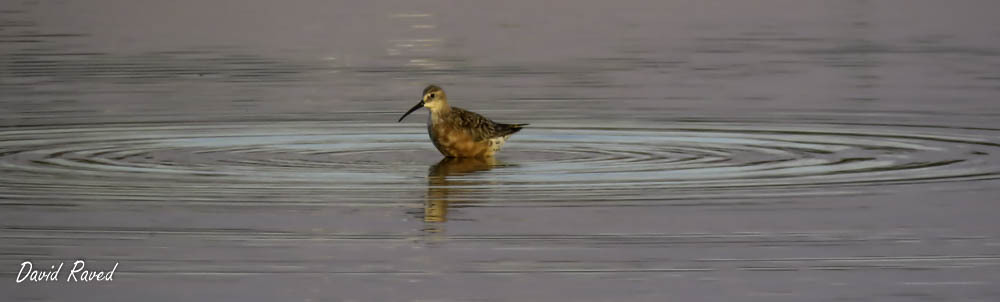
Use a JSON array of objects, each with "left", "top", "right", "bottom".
[{"left": 3, "top": 1, "right": 1000, "bottom": 301}]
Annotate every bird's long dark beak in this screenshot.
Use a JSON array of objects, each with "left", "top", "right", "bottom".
[{"left": 398, "top": 100, "right": 424, "bottom": 122}]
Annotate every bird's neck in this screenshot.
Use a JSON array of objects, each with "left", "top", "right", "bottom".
[{"left": 429, "top": 103, "right": 452, "bottom": 115}]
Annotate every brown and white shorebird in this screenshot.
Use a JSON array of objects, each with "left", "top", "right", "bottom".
[{"left": 398, "top": 85, "right": 528, "bottom": 158}]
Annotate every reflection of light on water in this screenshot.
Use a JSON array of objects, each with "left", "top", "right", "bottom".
[
  {"left": 389, "top": 13, "right": 431, "bottom": 18},
  {"left": 386, "top": 10, "right": 448, "bottom": 69},
  {"left": 424, "top": 157, "right": 497, "bottom": 223},
  {"left": 423, "top": 199, "right": 448, "bottom": 223},
  {"left": 0, "top": 119, "right": 996, "bottom": 208}
]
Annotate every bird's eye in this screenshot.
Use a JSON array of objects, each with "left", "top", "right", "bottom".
[{"left": 429, "top": 94, "right": 435, "bottom": 98}]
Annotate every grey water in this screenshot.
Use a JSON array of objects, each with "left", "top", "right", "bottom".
[{"left": 2, "top": 1, "right": 1000, "bottom": 301}]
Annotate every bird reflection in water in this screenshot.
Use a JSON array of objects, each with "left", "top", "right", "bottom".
[{"left": 424, "top": 157, "right": 498, "bottom": 225}]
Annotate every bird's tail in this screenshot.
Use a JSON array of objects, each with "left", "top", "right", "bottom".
[{"left": 500, "top": 123, "right": 529, "bottom": 136}]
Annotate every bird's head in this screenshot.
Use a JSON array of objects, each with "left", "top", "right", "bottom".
[{"left": 399, "top": 85, "right": 448, "bottom": 122}]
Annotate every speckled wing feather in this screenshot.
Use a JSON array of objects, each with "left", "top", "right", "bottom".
[{"left": 449, "top": 107, "right": 527, "bottom": 141}]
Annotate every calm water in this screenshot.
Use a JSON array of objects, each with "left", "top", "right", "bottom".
[{"left": 3, "top": 1, "right": 1000, "bottom": 301}]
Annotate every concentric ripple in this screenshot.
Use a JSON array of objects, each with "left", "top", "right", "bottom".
[{"left": 1, "top": 120, "right": 998, "bottom": 206}]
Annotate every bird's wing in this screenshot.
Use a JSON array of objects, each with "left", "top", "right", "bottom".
[{"left": 450, "top": 107, "right": 523, "bottom": 141}]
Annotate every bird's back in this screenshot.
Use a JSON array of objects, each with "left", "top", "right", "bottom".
[{"left": 446, "top": 107, "right": 527, "bottom": 141}]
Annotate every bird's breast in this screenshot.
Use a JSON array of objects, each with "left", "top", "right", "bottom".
[{"left": 428, "top": 118, "right": 490, "bottom": 157}]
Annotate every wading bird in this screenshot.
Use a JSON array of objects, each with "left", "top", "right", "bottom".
[{"left": 398, "top": 85, "right": 527, "bottom": 158}]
